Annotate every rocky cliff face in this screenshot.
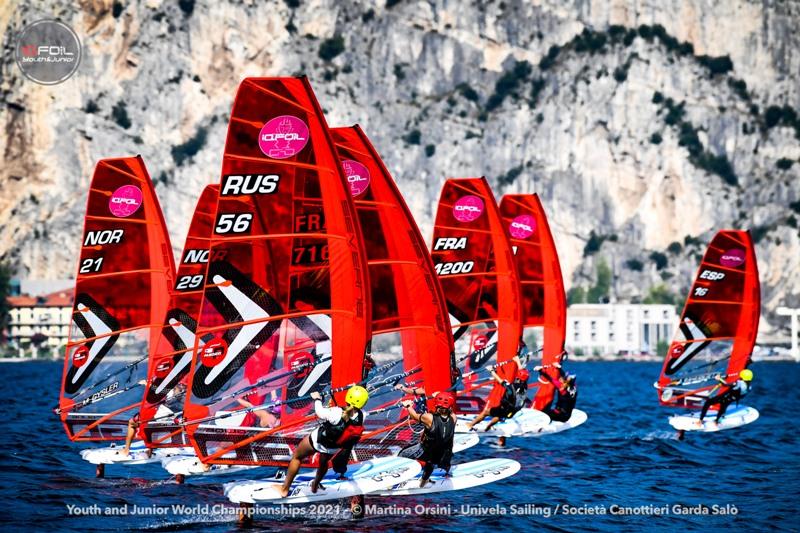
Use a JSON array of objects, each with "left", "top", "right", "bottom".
[{"left": 1, "top": 0, "right": 798, "bottom": 336}]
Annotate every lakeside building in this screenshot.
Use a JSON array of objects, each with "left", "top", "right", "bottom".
[
  {"left": 566, "top": 303, "right": 677, "bottom": 357},
  {"left": 4, "top": 290, "right": 73, "bottom": 357}
]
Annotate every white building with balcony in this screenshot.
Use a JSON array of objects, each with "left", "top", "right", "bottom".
[
  {"left": 5, "top": 290, "right": 73, "bottom": 357},
  {"left": 566, "top": 303, "right": 677, "bottom": 357}
]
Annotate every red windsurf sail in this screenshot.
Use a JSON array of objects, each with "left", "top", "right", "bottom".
[
  {"left": 58, "top": 156, "right": 175, "bottom": 441},
  {"left": 430, "top": 178, "right": 522, "bottom": 411},
  {"left": 656, "top": 230, "right": 760, "bottom": 408},
  {"left": 499, "top": 194, "right": 567, "bottom": 410},
  {"left": 331, "top": 126, "right": 456, "bottom": 457},
  {"left": 140, "top": 185, "right": 219, "bottom": 448},
  {"left": 182, "top": 78, "right": 370, "bottom": 467}
]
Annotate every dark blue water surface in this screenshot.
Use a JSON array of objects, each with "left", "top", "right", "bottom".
[{"left": 1, "top": 361, "right": 797, "bottom": 532}]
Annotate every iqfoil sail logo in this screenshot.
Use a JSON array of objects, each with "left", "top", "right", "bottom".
[
  {"left": 108, "top": 185, "right": 143, "bottom": 218},
  {"left": 719, "top": 249, "right": 745, "bottom": 268},
  {"left": 342, "top": 159, "right": 370, "bottom": 196},
  {"left": 259, "top": 115, "right": 309, "bottom": 159},
  {"left": 452, "top": 195, "right": 484, "bottom": 222},
  {"left": 509, "top": 215, "right": 536, "bottom": 239},
  {"left": 15, "top": 20, "right": 81, "bottom": 85}
]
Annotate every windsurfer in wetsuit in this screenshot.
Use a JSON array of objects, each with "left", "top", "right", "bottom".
[
  {"left": 279, "top": 385, "right": 368, "bottom": 497},
  {"left": 399, "top": 392, "right": 457, "bottom": 488},
  {"left": 697, "top": 369, "right": 753, "bottom": 426},
  {"left": 465, "top": 365, "right": 530, "bottom": 432},
  {"left": 536, "top": 365, "right": 577, "bottom": 423}
]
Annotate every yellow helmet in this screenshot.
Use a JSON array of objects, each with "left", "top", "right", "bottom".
[
  {"left": 739, "top": 369, "right": 753, "bottom": 381},
  {"left": 345, "top": 385, "right": 369, "bottom": 408}
]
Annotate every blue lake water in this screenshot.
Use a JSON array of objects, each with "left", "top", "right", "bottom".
[{"left": 1, "top": 361, "right": 797, "bottom": 532}]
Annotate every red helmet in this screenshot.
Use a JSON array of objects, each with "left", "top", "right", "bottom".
[
  {"left": 516, "top": 368, "right": 530, "bottom": 381},
  {"left": 434, "top": 392, "right": 455, "bottom": 410}
]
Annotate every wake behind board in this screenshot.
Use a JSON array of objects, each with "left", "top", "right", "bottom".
[
  {"left": 162, "top": 455, "right": 259, "bottom": 477},
  {"left": 80, "top": 442, "right": 192, "bottom": 465},
  {"left": 523, "top": 409, "right": 588, "bottom": 436},
  {"left": 669, "top": 405, "right": 759, "bottom": 432},
  {"left": 224, "top": 456, "right": 421, "bottom": 504},
  {"left": 374, "top": 458, "right": 520, "bottom": 496},
  {"left": 455, "top": 408, "right": 550, "bottom": 436}
]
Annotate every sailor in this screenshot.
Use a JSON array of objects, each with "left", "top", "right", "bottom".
[
  {"left": 697, "top": 369, "right": 753, "bottom": 426},
  {"left": 399, "top": 392, "right": 457, "bottom": 488},
  {"left": 279, "top": 385, "right": 368, "bottom": 497},
  {"left": 120, "top": 379, "right": 150, "bottom": 458},
  {"left": 536, "top": 365, "right": 578, "bottom": 423},
  {"left": 465, "top": 364, "right": 530, "bottom": 432}
]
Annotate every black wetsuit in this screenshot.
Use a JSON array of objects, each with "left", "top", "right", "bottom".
[
  {"left": 488, "top": 380, "right": 528, "bottom": 419},
  {"left": 399, "top": 413, "right": 456, "bottom": 480},
  {"left": 700, "top": 379, "right": 749, "bottom": 422},
  {"left": 318, "top": 409, "right": 364, "bottom": 476},
  {"left": 540, "top": 373, "right": 577, "bottom": 423}
]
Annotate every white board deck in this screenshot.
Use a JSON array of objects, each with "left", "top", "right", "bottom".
[
  {"left": 224, "top": 456, "right": 421, "bottom": 504},
  {"left": 452, "top": 432, "right": 480, "bottom": 452},
  {"left": 522, "top": 409, "right": 588, "bottom": 436},
  {"left": 455, "top": 408, "right": 550, "bottom": 436},
  {"left": 161, "top": 455, "right": 259, "bottom": 477},
  {"left": 374, "top": 458, "right": 520, "bottom": 496},
  {"left": 79, "top": 442, "right": 192, "bottom": 465},
  {"left": 669, "top": 405, "right": 759, "bottom": 432}
]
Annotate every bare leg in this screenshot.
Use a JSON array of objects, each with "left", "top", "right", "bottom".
[
  {"left": 95, "top": 464, "right": 104, "bottom": 478},
  {"left": 280, "top": 436, "right": 316, "bottom": 498},
  {"left": 484, "top": 416, "right": 502, "bottom": 431},
  {"left": 311, "top": 453, "right": 332, "bottom": 493},
  {"left": 466, "top": 408, "right": 491, "bottom": 431},
  {"left": 122, "top": 419, "right": 137, "bottom": 456}
]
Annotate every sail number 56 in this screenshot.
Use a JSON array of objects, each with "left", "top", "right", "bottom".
[{"left": 215, "top": 213, "right": 252, "bottom": 234}]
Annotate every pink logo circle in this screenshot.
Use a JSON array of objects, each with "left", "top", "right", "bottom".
[
  {"left": 719, "top": 249, "right": 745, "bottom": 268},
  {"left": 509, "top": 215, "right": 536, "bottom": 239},
  {"left": 342, "top": 159, "right": 370, "bottom": 197},
  {"left": 258, "top": 115, "right": 310, "bottom": 160},
  {"left": 452, "top": 195, "right": 484, "bottom": 222},
  {"left": 108, "top": 185, "right": 143, "bottom": 217}
]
